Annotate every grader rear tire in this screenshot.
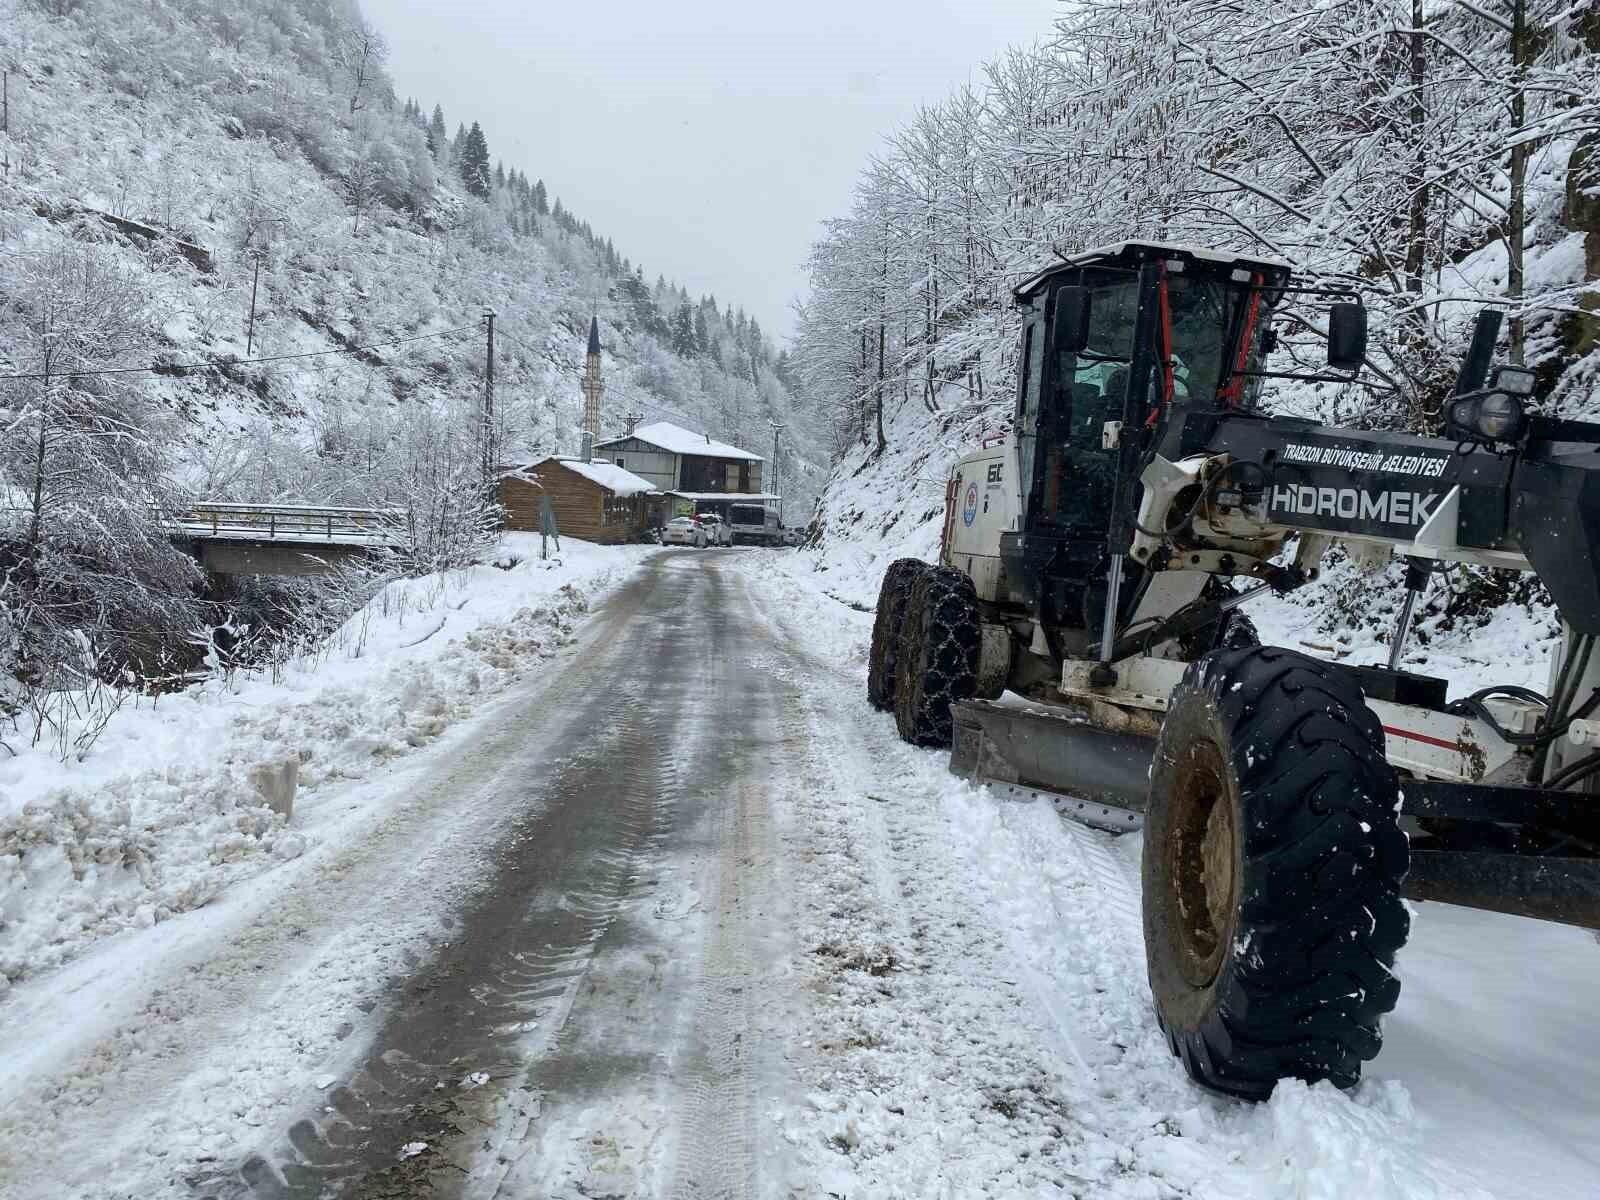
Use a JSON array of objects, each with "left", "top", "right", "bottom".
[
  {"left": 1142, "top": 646, "right": 1409, "bottom": 1100},
  {"left": 893, "top": 566, "right": 980, "bottom": 748},
  {"left": 868, "top": 559, "right": 929, "bottom": 711}
]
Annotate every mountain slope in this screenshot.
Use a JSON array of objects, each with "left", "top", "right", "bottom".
[{"left": 0, "top": 0, "right": 824, "bottom": 514}]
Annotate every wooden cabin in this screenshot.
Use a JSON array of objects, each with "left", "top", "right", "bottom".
[{"left": 498, "top": 457, "right": 656, "bottom": 544}]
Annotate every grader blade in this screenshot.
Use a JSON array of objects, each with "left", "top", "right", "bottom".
[{"left": 948, "top": 699, "right": 1152, "bottom": 833}]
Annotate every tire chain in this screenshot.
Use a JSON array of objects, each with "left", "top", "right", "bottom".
[
  {"left": 867, "top": 559, "right": 924, "bottom": 711},
  {"left": 895, "top": 568, "right": 980, "bottom": 747}
]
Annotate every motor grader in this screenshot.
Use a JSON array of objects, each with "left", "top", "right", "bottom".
[{"left": 867, "top": 240, "right": 1600, "bottom": 1100}]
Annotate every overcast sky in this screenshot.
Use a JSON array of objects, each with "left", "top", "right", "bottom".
[{"left": 364, "top": 0, "right": 1058, "bottom": 342}]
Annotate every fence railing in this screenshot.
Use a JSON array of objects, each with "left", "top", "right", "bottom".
[{"left": 173, "top": 503, "right": 409, "bottom": 546}]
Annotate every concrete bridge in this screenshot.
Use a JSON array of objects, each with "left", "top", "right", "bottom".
[{"left": 176, "top": 503, "right": 407, "bottom": 576}]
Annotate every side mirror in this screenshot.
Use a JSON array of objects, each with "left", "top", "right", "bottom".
[
  {"left": 1053, "top": 286, "right": 1091, "bottom": 354},
  {"left": 1327, "top": 303, "right": 1367, "bottom": 371}
]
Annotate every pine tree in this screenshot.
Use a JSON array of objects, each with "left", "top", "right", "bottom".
[
  {"left": 694, "top": 307, "right": 710, "bottom": 354},
  {"left": 427, "top": 105, "right": 447, "bottom": 159},
  {"left": 459, "top": 122, "right": 492, "bottom": 197},
  {"left": 533, "top": 179, "right": 549, "bottom": 215},
  {"left": 670, "top": 302, "right": 698, "bottom": 357},
  {"left": 494, "top": 161, "right": 506, "bottom": 189},
  {"left": 774, "top": 349, "right": 799, "bottom": 393}
]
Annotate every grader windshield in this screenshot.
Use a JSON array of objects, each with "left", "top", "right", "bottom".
[{"left": 1023, "top": 259, "right": 1264, "bottom": 535}]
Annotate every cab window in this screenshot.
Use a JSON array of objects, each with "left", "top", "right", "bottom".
[{"left": 1033, "top": 274, "right": 1137, "bottom": 533}]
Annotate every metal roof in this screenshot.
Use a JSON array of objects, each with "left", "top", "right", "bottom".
[{"left": 1013, "top": 241, "right": 1294, "bottom": 300}]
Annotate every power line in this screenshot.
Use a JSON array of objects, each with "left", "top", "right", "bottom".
[{"left": 0, "top": 323, "right": 482, "bottom": 384}]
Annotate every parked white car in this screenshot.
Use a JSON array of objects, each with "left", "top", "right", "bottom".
[
  {"left": 696, "top": 513, "right": 734, "bottom": 546},
  {"left": 661, "top": 515, "right": 708, "bottom": 548}
]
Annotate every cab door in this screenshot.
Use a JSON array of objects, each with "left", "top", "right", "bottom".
[{"left": 946, "top": 450, "right": 1013, "bottom": 601}]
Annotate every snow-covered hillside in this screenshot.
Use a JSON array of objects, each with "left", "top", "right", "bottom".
[
  {"left": 0, "top": 0, "right": 825, "bottom": 510},
  {"left": 796, "top": 0, "right": 1598, "bottom": 673}
]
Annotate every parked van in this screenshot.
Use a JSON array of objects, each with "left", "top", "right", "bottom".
[{"left": 728, "top": 503, "right": 782, "bottom": 546}]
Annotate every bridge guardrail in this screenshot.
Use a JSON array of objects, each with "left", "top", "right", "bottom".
[{"left": 174, "top": 503, "right": 410, "bottom": 547}]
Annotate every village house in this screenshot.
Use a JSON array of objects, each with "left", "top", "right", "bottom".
[
  {"left": 497, "top": 456, "right": 656, "bottom": 544},
  {"left": 593, "top": 421, "right": 775, "bottom": 520}
]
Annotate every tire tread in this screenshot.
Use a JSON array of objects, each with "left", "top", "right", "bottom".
[{"left": 1146, "top": 646, "right": 1409, "bottom": 1100}]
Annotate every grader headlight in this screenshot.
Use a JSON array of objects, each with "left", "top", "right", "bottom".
[{"left": 1446, "top": 365, "right": 1533, "bottom": 445}]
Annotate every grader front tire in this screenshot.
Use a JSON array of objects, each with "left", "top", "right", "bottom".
[{"left": 1142, "top": 646, "right": 1410, "bottom": 1100}]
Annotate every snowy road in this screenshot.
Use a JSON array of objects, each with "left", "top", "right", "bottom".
[
  {"left": 2, "top": 551, "right": 789, "bottom": 1200},
  {"left": 4, "top": 549, "right": 1600, "bottom": 1199}
]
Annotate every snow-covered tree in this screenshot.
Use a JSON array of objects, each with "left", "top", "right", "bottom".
[
  {"left": 426, "top": 103, "right": 447, "bottom": 160},
  {"left": 0, "top": 245, "right": 202, "bottom": 729},
  {"left": 331, "top": 12, "right": 388, "bottom": 116},
  {"left": 459, "top": 121, "right": 492, "bottom": 197}
]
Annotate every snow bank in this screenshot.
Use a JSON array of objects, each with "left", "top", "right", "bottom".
[
  {"left": 0, "top": 536, "right": 648, "bottom": 988},
  {"left": 801, "top": 394, "right": 978, "bottom": 611}
]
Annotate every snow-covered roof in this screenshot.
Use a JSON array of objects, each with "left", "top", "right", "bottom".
[
  {"left": 596, "top": 421, "right": 763, "bottom": 462},
  {"left": 519, "top": 456, "right": 656, "bottom": 497},
  {"left": 1066, "top": 240, "right": 1294, "bottom": 271},
  {"left": 1014, "top": 241, "right": 1294, "bottom": 299}
]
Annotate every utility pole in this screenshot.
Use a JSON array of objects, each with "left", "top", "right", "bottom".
[
  {"left": 482, "top": 309, "right": 497, "bottom": 483},
  {"left": 769, "top": 420, "right": 785, "bottom": 522},
  {"left": 245, "top": 247, "right": 265, "bottom": 355}
]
